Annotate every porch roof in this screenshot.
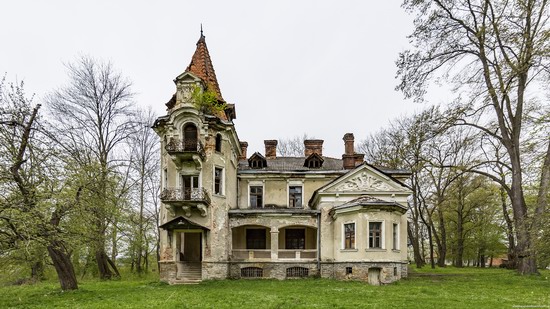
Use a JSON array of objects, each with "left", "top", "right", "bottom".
[{"left": 159, "top": 216, "right": 210, "bottom": 230}]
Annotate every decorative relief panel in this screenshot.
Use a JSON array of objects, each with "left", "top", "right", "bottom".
[{"left": 334, "top": 172, "right": 394, "bottom": 192}]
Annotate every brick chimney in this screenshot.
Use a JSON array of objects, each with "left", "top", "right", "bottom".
[
  {"left": 304, "top": 139, "right": 323, "bottom": 157},
  {"left": 342, "top": 133, "right": 356, "bottom": 169},
  {"left": 239, "top": 141, "right": 248, "bottom": 160},
  {"left": 354, "top": 153, "right": 365, "bottom": 165},
  {"left": 264, "top": 140, "right": 278, "bottom": 159}
]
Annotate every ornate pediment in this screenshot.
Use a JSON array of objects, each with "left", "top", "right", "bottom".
[{"left": 334, "top": 171, "right": 394, "bottom": 192}]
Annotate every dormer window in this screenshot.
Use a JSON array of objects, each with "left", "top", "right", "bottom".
[
  {"left": 304, "top": 153, "right": 324, "bottom": 168},
  {"left": 248, "top": 152, "right": 267, "bottom": 169}
]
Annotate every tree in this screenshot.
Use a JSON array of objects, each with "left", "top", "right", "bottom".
[
  {"left": 46, "top": 56, "right": 135, "bottom": 279},
  {"left": 277, "top": 134, "right": 311, "bottom": 157},
  {"left": 127, "top": 108, "right": 159, "bottom": 273},
  {"left": 397, "top": 0, "right": 549, "bottom": 274},
  {"left": 0, "top": 77, "right": 78, "bottom": 290}
]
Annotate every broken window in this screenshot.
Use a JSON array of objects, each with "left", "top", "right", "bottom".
[
  {"left": 344, "top": 223, "right": 355, "bottom": 249},
  {"left": 369, "top": 222, "right": 382, "bottom": 248},
  {"left": 250, "top": 186, "right": 263, "bottom": 208},
  {"left": 288, "top": 186, "right": 303, "bottom": 208}
]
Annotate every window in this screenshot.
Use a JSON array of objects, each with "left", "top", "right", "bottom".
[
  {"left": 163, "top": 168, "right": 168, "bottom": 190},
  {"left": 286, "top": 267, "right": 309, "bottom": 278},
  {"left": 369, "top": 222, "right": 382, "bottom": 248},
  {"left": 214, "top": 167, "right": 223, "bottom": 195},
  {"left": 288, "top": 186, "right": 303, "bottom": 208},
  {"left": 346, "top": 267, "right": 353, "bottom": 275},
  {"left": 344, "top": 223, "right": 355, "bottom": 249},
  {"left": 241, "top": 267, "right": 263, "bottom": 278},
  {"left": 215, "top": 134, "right": 222, "bottom": 152},
  {"left": 250, "top": 186, "right": 263, "bottom": 208},
  {"left": 304, "top": 153, "right": 324, "bottom": 168},
  {"left": 394, "top": 267, "right": 398, "bottom": 276},
  {"left": 393, "top": 223, "right": 399, "bottom": 250},
  {"left": 246, "top": 229, "right": 266, "bottom": 249},
  {"left": 285, "top": 229, "right": 305, "bottom": 249},
  {"left": 183, "top": 123, "right": 197, "bottom": 151},
  {"left": 181, "top": 175, "right": 199, "bottom": 199}
]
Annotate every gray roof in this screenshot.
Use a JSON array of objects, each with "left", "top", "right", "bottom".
[
  {"left": 238, "top": 156, "right": 346, "bottom": 173},
  {"left": 238, "top": 156, "right": 410, "bottom": 176},
  {"left": 332, "top": 195, "right": 407, "bottom": 211}
]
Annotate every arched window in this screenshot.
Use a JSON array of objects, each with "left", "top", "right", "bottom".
[
  {"left": 183, "top": 123, "right": 197, "bottom": 151},
  {"left": 215, "top": 134, "right": 222, "bottom": 152}
]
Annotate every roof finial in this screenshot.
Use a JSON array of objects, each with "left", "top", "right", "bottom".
[{"left": 200, "top": 23, "right": 203, "bottom": 37}]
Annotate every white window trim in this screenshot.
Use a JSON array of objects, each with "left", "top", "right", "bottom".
[
  {"left": 178, "top": 172, "right": 202, "bottom": 189},
  {"left": 342, "top": 221, "right": 356, "bottom": 250},
  {"left": 287, "top": 180, "right": 304, "bottom": 208},
  {"left": 367, "top": 220, "right": 385, "bottom": 249},
  {"left": 392, "top": 222, "right": 400, "bottom": 251},
  {"left": 213, "top": 166, "right": 224, "bottom": 196},
  {"left": 248, "top": 180, "right": 265, "bottom": 208}
]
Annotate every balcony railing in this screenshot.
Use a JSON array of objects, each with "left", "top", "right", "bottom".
[
  {"left": 278, "top": 250, "right": 317, "bottom": 260},
  {"left": 231, "top": 249, "right": 317, "bottom": 261},
  {"left": 165, "top": 138, "right": 206, "bottom": 161},
  {"left": 232, "top": 249, "right": 271, "bottom": 260},
  {"left": 160, "top": 187, "right": 211, "bottom": 205}
]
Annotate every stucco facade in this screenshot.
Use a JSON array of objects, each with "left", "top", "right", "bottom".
[{"left": 153, "top": 33, "right": 412, "bottom": 285}]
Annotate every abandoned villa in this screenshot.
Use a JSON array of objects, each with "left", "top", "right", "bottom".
[{"left": 152, "top": 33, "right": 412, "bottom": 285}]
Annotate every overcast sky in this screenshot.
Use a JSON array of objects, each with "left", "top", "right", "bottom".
[{"left": 1, "top": 1, "right": 434, "bottom": 157}]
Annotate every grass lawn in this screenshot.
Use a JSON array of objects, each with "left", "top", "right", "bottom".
[{"left": 0, "top": 267, "right": 548, "bottom": 308}]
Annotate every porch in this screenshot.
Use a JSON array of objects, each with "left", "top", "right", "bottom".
[{"left": 230, "top": 225, "right": 318, "bottom": 262}]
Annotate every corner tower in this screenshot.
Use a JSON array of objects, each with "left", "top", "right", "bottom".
[{"left": 153, "top": 31, "right": 240, "bottom": 283}]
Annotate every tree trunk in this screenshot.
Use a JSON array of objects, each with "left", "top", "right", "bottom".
[
  {"left": 408, "top": 223, "right": 424, "bottom": 268},
  {"left": 436, "top": 206, "right": 447, "bottom": 267},
  {"left": 500, "top": 187, "right": 517, "bottom": 268},
  {"left": 31, "top": 261, "right": 45, "bottom": 282},
  {"left": 47, "top": 240, "right": 78, "bottom": 290}
]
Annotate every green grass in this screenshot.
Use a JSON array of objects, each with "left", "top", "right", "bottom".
[{"left": 1, "top": 267, "right": 549, "bottom": 308}]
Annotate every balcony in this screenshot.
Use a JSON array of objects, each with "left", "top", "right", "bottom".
[
  {"left": 165, "top": 138, "right": 206, "bottom": 166},
  {"left": 160, "top": 187, "right": 211, "bottom": 217}
]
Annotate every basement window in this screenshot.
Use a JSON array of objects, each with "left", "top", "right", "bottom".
[
  {"left": 346, "top": 267, "right": 353, "bottom": 275},
  {"left": 286, "top": 267, "right": 309, "bottom": 278},
  {"left": 241, "top": 267, "right": 263, "bottom": 278}
]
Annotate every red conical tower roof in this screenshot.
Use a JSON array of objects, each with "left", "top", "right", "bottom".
[{"left": 185, "top": 31, "right": 225, "bottom": 103}]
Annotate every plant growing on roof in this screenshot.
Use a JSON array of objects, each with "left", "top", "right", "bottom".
[{"left": 191, "top": 84, "right": 226, "bottom": 115}]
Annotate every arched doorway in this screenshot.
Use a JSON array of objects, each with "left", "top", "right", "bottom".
[{"left": 183, "top": 123, "right": 198, "bottom": 151}]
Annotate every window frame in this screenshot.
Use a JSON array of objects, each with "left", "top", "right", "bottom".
[
  {"left": 213, "top": 167, "right": 224, "bottom": 196},
  {"left": 287, "top": 180, "right": 304, "bottom": 208},
  {"left": 248, "top": 182, "right": 264, "bottom": 208},
  {"left": 343, "top": 222, "right": 356, "bottom": 250},
  {"left": 392, "top": 223, "right": 400, "bottom": 251},
  {"left": 288, "top": 185, "right": 303, "bottom": 208},
  {"left": 215, "top": 133, "right": 222, "bottom": 152},
  {"left": 368, "top": 221, "right": 385, "bottom": 249}
]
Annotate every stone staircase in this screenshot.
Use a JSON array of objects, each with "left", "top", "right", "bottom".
[{"left": 174, "top": 262, "right": 202, "bottom": 284}]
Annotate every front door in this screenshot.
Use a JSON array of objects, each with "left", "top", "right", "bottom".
[
  {"left": 181, "top": 175, "right": 199, "bottom": 200},
  {"left": 183, "top": 232, "right": 202, "bottom": 262}
]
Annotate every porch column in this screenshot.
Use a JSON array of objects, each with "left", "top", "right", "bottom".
[{"left": 270, "top": 227, "right": 279, "bottom": 260}]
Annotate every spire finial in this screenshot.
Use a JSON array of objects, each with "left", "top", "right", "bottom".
[{"left": 200, "top": 24, "right": 203, "bottom": 37}]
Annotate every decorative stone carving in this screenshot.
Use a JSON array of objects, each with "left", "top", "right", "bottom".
[
  {"left": 335, "top": 172, "right": 393, "bottom": 192},
  {"left": 179, "top": 84, "right": 195, "bottom": 103}
]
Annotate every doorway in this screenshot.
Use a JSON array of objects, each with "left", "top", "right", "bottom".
[{"left": 368, "top": 268, "right": 381, "bottom": 285}]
